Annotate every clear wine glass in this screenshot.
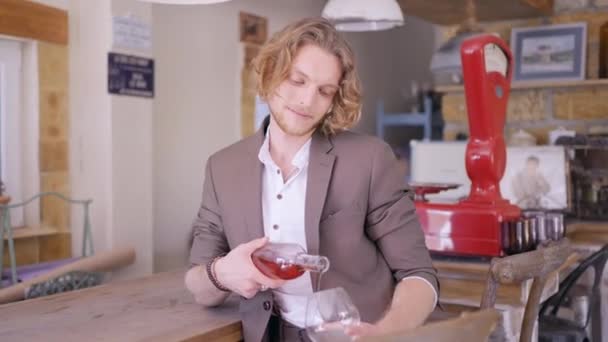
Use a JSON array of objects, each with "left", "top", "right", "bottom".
[{"left": 304, "top": 287, "right": 361, "bottom": 342}]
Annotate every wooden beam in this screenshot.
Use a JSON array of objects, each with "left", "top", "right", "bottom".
[
  {"left": 398, "top": 0, "right": 553, "bottom": 26},
  {"left": 0, "top": 0, "right": 68, "bottom": 45},
  {"left": 523, "top": 0, "right": 554, "bottom": 12}
]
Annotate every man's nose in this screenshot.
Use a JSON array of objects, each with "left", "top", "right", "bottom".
[{"left": 298, "top": 86, "right": 316, "bottom": 108}]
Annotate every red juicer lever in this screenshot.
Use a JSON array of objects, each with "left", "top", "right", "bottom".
[{"left": 460, "top": 35, "right": 513, "bottom": 205}]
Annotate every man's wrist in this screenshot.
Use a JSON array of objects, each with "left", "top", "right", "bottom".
[{"left": 206, "top": 256, "right": 230, "bottom": 292}]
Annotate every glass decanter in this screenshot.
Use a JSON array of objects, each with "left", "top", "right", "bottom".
[{"left": 251, "top": 242, "right": 330, "bottom": 280}]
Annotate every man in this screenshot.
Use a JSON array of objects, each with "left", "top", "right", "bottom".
[
  {"left": 512, "top": 155, "right": 551, "bottom": 209},
  {"left": 185, "top": 17, "right": 438, "bottom": 342}
]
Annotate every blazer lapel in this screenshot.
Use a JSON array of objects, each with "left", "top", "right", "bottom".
[
  {"left": 242, "top": 128, "right": 265, "bottom": 242},
  {"left": 305, "top": 130, "right": 335, "bottom": 291}
]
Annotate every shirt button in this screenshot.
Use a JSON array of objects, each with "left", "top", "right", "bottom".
[
  {"left": 263, "top": 301, "right": 271, "bottom": 311},
  {"left": 276, "top": 169, "right": 281, "bottom": 174},
  {"left": 277, "top": 194, "right": 283, "bottom": 200},
  {"left": 273, "top": 224, "right": 279, "bottom": 230}
]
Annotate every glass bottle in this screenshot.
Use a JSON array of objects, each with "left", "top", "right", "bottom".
[{"left": 251, "top": 242, "right": 330, "bottom": 280}]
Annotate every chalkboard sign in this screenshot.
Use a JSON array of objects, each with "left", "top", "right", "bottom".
[{"left": 108, "top": 52, "right": 154, "bottom": 98}]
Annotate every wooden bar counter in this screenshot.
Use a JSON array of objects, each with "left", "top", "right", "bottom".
[
  {"left": 1, "top": 220, "right": 602, "bottom": 342},
  {"left": 0, "top": 269, "right": 242, "bottom": 342},
  {"left": 0, "top": 261, "right": 546, "bottom": 342},
  {"left": 567, "top": 220, "right": 608, "bottom": 246}
]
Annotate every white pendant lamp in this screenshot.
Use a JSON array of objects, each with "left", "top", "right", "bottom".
[
  {"left": 322, "top": 0, "right": 404, "bottom": 32},
  {"left": 137, "top": 0, "right": 231, "bottom": 4}
]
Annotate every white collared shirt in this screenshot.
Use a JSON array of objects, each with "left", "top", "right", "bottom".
[
  {"left": 257, "top": 131, "right": 438, "bottom": 328},
  {"left": 258, "top": 131, "right": 312, "bottom": 327}
]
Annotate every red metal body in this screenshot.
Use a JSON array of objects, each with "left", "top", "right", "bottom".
[{"left": 416, "top": 35, "right": 522, "bottom": 257}]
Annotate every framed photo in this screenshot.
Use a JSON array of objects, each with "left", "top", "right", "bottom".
[
  {"left": 510, "top": 22, "right": 587, "bottom": 82},
  {"left": 239, "top": 12, "right": 267, "bottom": 45},
  {"left": 501, "top": 146, "right": 569, "bottom": 210}
]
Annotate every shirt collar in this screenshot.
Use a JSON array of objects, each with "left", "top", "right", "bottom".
[
  {"left": 257, "top": 131, "right": 273, "bottom": 166},
  {"left": 257, "top": 131, "right": 312, "bottom": 169}
]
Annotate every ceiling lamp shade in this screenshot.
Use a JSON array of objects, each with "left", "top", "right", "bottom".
[
  {"left": 136, "top": 0, "right": 231, "bottom": 4},
  {"left": 321, "top": 0, "right": 404, "bottom": 32}
]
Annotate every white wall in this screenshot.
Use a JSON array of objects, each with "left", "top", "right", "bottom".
[
  {"left": 32, "top": 0, "right": 68, "bottom": 10},
  {"left": 69, "top": 0, "right": 154, "bottom": 279},
  {"left": 152, "top": 0, "right": 326, "bottom": 272},
  {"left": 110, "top": 0, "right": 155, "bottom": 278},
  {"left": 68, "top": 0, "right": 112, "bottom": 262},
  {"left": 345, "top": 15, "right": 439, "bottom": 138}
]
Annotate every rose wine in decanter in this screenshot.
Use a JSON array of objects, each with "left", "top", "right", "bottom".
[{"left": 251, "top": 242, "right": 330, "bottom": 280}]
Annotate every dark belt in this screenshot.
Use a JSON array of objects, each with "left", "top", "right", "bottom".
[{"left": 267, "top": 314, "right": 311, "bottom": 342}]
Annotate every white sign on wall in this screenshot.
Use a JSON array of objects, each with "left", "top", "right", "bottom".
[{"left": 113, "top": 15, "right": 152, "bottom": 52}]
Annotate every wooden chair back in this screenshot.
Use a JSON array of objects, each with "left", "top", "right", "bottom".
[{"left": 480, "top": 239, "right": 571, "bottom": 342}]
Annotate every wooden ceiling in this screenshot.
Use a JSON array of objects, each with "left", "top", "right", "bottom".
[{"left": 397, "top": 0, "right": 554, "bottom": 26}]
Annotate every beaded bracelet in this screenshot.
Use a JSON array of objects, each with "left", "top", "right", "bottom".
[{"left": 206, "top": 255, "right": 230, "bottom": 292}]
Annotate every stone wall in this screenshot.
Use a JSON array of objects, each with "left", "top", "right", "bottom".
[
  {"left": 2, "top": 42, "right": 71, "bottom": 268},
  {"left": 39, "top": 42, "right": 70, "bottom": 231}
]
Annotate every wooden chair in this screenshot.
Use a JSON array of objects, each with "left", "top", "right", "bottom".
[
  {"left": 480, "top": 239, "right": 571, "bottom": 342},
  {"left": 361, "top": 309, "right": 501, "bottom": 342},
  {"left": 538, "top": 244, "right": 608, "bottom": 342}
]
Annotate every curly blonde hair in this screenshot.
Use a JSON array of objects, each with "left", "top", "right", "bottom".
[{"left": 252, "top": 17, "right": 362, "bottom": 135}]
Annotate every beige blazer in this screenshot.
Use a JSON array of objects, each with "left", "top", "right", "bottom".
[{"left": 190, "top": 119, "right": 438, "bottom": 342}]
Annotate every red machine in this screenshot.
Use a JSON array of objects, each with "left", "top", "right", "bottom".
[{"left": 415, "top": 34, "right": 521, "bottom": 257}]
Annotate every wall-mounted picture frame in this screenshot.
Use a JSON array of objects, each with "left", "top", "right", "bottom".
[
  {"left": 510, "top": 22, "right": 587, "bottom": 82},
  {"left": 239, "top": 12, "right": 267, "bottom": 45}
]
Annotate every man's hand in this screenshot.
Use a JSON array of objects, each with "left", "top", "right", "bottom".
[
  {"left": 345, "top": 322, "right": 383, "bottom": 340},
  {"left": 347, "top": 277, "right": 435, "bottom": 338},
  {"left": 314, "top": 322, "right": 382, "bottom": 341},
  {"left": 214, "top": 237, "right": 286, "bottom": 298}
]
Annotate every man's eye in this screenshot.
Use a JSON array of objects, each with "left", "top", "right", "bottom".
[{"left": 320, "top": 89, "right": 336, "bottom": 97}]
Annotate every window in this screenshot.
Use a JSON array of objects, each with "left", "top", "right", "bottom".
[{"left": 0, "top": 39, "right": 24, "bottom": 227}]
